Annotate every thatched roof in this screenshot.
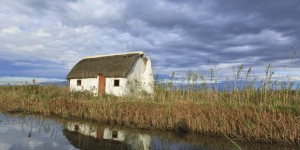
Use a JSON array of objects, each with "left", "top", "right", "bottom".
[{"left": 66, "top": 52, "right": 143, "bottom": 79}]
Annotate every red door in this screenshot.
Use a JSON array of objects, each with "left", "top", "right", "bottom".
[{"left": 98, "top": 74, "right": 106, "bottom": 96}]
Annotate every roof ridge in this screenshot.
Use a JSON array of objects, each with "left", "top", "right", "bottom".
[{"left": 84, "top": 51, "right": 144, "bottom": 59}]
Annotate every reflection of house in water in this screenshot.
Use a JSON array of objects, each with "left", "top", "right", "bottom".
[{"left": 64, "top": 122, "right": 151, "bottom": 150}]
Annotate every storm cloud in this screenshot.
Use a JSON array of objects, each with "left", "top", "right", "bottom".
[{"left": 0, "top": 0, "right": 299, "bottom": 80}]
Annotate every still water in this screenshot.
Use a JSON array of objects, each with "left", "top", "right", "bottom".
[{"left": 0, "top": 112, "right": 297, "bottom": 150}]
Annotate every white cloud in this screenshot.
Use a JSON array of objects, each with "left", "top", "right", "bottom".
[
  {"left": 66, "top": 0, "right": 125, "bottom": 23},
  {"left": 1, "top": 26, "right": 21, "bottom": 34},
  {"left": 0, "top": 77, "right": 65, "bottom": 85},
  {"left": 33, "top": 29, "right": 51, "bottom": 37},
  {"left": 230, "top": 29, "right": 293, "bottom": 45},
  {"left": 13, "top": 61, "right": 42, "bottom": 67},
  {"left": 224, "top": 45, "right": 259, "bottom": 53}
]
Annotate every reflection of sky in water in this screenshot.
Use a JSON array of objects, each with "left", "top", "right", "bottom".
[
  {"left": 0, "top": 113, "right": 297, "bottom": 150},
  {"left": 0, "top": 113, "right": 75, "bottom": 150},
  {"left": 0, "top": 113, "right": 228, "bottom": 150}
]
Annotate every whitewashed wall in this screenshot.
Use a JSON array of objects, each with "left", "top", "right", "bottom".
[
  {"left": 105, "top": 78, "right": 127, "bottom": 96},
  {"left": 143, "top": 58, "right": 154, "bottom": 94},
  {"left": 66, "top": 122, "right": 97, "bottom": 138},
  {"left": 103, "top": 128, "right": 151, "bottom": 150},
  {"left": 70, "top": 77, "right": 128, "bottom": 96},
  {"left": 126, "top": 57, "right": 146, "bottom": 94},
  {"left": 127, "top": 57, "right": 154, "bottom": 94},
  {"left": 103, "top": 128, "right": 126, "bottom": 141},
  {"left": 127, "top": 57, "right": 145, "bottom": 81},
  {"left": 69, "top": 78, "right": 98, "bottom": 95}
]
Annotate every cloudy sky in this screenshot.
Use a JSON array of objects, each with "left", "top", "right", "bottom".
[{"left": 0, "top": 0, "right": 300, "bottom": 81}]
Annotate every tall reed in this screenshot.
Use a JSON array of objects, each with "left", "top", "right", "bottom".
[{"left": 0, "top": 65, "right": 299, "bottom": 145}]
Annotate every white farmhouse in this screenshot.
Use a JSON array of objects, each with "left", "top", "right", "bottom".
[{"left": 66, "top": 51, "right": 154, "bottom": 96}]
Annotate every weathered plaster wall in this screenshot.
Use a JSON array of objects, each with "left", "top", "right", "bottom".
[
  {"left": 127, "top": 57, "right": 145, "bottom": 81},
  {"left": 143, "top": 58, "right": 154, "bottom": 94},
  {"left": 70, "top": 78, "right": 98, "bottom": 95},
  {"left": 70, "top": 77, "right": 128, "bottom": 96},
  {"left": 105, "top": 78, "right": 127, "bottom": 96},
  {"left": 127, "top": 57, "right": 154, "bottom": 94}
]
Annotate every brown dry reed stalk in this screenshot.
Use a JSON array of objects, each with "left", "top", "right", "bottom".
[{"left": 0, "top": 64, "right": 299, "bottom": 145}]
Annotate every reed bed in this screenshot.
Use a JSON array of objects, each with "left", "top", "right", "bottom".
[{"left": 0, "top": 65, "right": 299, "bottom": 145}]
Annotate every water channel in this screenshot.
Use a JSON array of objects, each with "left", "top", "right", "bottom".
[{"left": 0, "top": 112, "right": 297, "bottom": 150}]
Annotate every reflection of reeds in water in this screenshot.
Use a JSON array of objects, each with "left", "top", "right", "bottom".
[
  {"left": 0, "top": 65, "right": 299, "bottom": 146},
  {"left": 63, "top": 120, "right": 296, "bottom": 150},
  {"left": 1, "top": 113, "right": 296, "bottom": 150}
]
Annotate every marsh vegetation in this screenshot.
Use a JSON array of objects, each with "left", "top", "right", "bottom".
[{"left": 0, "top": 65, "right": 299, "bottom": 145}]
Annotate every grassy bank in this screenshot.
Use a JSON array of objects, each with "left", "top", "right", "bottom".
[{"left": 0, "top": 83, "right": 299, "bottom": 145}]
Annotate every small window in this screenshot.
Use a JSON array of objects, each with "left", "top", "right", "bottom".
[
  {"left": 77, "top": 80, "right": 81, "bottom": 86},
  {"left": 112, "top": 131, "right": 118, "bottom": 138},
  {"left": 74, "top": 125, "right": 79, "bottom": 131},
  {"left": 114, "top": 79, "right": 120, "bottom": 87}
]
